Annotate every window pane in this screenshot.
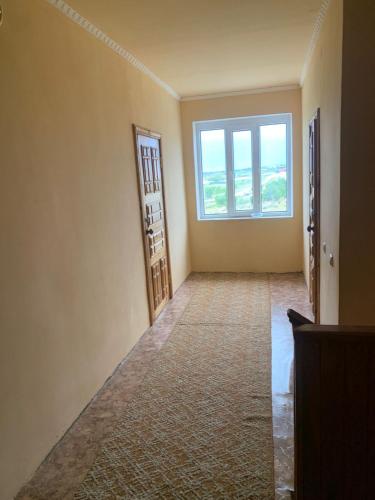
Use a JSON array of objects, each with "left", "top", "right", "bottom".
[
  {"left": 201, "top": 130, "right": 227, "bottom": 214},
  {"left": 233, "top": 130, "right": 253, "bottom": 211},
  {"left": 260, "top": 124, "right": 287, "bottom": 212}
]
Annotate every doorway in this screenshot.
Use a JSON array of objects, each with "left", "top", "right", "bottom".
[
  {"left": 307, "top": 109, "right": 320, "bottom": 323},
  {"left": 133, "top": 125, "right": 172, "bottom": 324}
]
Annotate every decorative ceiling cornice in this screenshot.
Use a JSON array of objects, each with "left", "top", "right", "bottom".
[
  {"left": 46, "top": 0, "right": 181, "bottom": 100},
  {"left": 300, "top": 0, "right": 331, "bottom": 84},
  {"left": 180, "top": 84, "right": 300, "bottom": 102}
]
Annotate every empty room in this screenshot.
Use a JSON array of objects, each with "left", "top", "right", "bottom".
[{"left": 1, "top": 0, "right": 375, "bottom": 499}]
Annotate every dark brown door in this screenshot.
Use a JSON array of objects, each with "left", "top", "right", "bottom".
[
  {"left": 133, "top": 126, "right": 172, "bottom": 324},
  {"left": 308, "top": 109, "right": 320, "bottom": 323}
]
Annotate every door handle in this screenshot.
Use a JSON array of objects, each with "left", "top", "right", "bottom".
[
  {"left": 146, "top": 228, "right": 154, "bottom": 235},
  {"left": 307, "top": 225, "right": 314, "bottom": 233}
]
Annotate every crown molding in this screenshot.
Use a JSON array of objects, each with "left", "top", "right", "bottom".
[
  {"left": 300, "top": 0, "right": 331, "bottom": 85},
  {"left": 46, "top": 0, "right": 180, "bottom": 100},
  {"left": 180, "top": 84, "right": 301, "bottom": 102}
]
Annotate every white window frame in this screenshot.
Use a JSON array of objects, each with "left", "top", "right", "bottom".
[{"left": 193, "top": 113, "right": 293, "bottom": 220}]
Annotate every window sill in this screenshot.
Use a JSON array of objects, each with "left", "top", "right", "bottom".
[{"left": 196, "top": 213, "right": 293, "bottom": 222}]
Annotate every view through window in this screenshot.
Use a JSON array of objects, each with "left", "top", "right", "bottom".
[{"left": 194, "top": 114, "right": 292, "bottom": 219}]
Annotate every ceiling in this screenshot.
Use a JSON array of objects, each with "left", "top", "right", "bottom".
[{"left": 67, "top": 0, "right": 322, "bottom": 98}]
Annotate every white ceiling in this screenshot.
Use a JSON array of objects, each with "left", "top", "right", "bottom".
[{"left": 66, "top": 0, "right": 322, "bottom": 98}]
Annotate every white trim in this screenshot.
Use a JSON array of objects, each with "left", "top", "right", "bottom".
[
  {"left": 46, "top": 0, "right": 180, "bottom": 100},
  {"left": 300, "top": 0, "right": 331, "bottom": 85},
  {"left": 181, "top": 84, "right": 300, "bottom": 102},
  {"left": 193, "top": 113, "right": 293, "bottom": 221}
]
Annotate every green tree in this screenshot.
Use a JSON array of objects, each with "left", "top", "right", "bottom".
[{"left": 262, "top": 176, "right": 286, "bottom": 203}]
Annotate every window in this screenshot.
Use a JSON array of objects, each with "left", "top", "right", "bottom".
[{"left": 193, "top": 113, "right": 292, "bottom": 220}]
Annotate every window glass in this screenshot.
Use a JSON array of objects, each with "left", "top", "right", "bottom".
[
  {"left": 195, "top": 115, "right": 291, "bottom": 220},
  {"left": 201, "top": 129, "right": 227, "bottom": 214},
  {"left": 260, "top": 124, "right": 287, "bottom": 212},
  {"left": 233, "top": 130, "right": 253, "bottom": 211}
]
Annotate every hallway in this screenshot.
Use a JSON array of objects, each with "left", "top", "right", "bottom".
[
  {"left": 3, "top": 1, "right": 375, "bottom": 498},
  {"left": 17, "top": 273, "right": 311, "bottom": 499}
]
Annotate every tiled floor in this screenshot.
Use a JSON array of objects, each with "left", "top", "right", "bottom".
[
  {"left": 270, "top": 274, "right": 313, "bottom": 499},
  {"left": 17, "top": 273, "right": 312, "bottom": 500}
]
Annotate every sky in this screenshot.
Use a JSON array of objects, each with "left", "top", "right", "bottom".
[{"left": 201, "top": 124, "right": 286, "bottom": 172}]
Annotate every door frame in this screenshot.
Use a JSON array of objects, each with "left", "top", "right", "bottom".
[
  {"left": 133, "top": 125, "right": 173, "bottom": 325},
  {"left": 308, "top": 109, "right": 321, "bottom": 323}
]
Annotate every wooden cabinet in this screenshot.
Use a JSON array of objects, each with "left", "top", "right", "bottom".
[{"left": 288, "top": 310, "right": 375, "bottom": 499}]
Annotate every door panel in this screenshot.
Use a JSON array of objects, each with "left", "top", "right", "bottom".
[
  {"left": 151, "top": 261, "right": 163, "bottom": 309},
  {"left": 149, "top": 228, "right": 164, "bottom": 258},
  {"left": 160, "top": 256, "right": 169, "bottom": 300},
  {"left": 134, "top": 126, "right": 172, "bottom": 323},
  {"left": 151, "top": 147, "right": 162, "bottom": 192},
  {"left": 146, "top": 201, "right": 163, "bottom": 225},
  {"left": 141, "top": 145, "right": 154, "bottom": 194},
  {"left": 308, "top": 110, "right": 320, "bottom": 323}
]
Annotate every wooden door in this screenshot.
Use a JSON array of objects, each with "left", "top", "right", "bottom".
[
  {"left": 133, "top": 126, "right": 172, "bottom": 324},
  {"left": 308, "top": 109, "right": 320, "bottom": 323}
]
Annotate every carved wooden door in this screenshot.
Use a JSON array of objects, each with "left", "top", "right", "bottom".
[
  {"left": 133, "top": 126, "right": 172, "bottom": 323},
  {"left": 308, "top": 109, "right": 320, "bottom": 323}
]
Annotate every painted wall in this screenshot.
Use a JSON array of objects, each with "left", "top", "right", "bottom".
[
  {"left": 339, "top": 0, "right": 375, "bottom": 325},
  {"left": 181, "top": 89, "right": 303, "bottom": 272},
  {"left": 301, "top": 0, "right": 343, "bottom": 323},
  {"left": 0, "top": 1, "right": 190, "bottom": 498}
]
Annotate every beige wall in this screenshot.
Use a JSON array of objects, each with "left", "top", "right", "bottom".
[
  {"left": 0, "top": 1, "right": 190, "bottom": 498},
  {"left": 301, "top": 0, "right": 343, "bottom": 323},
  {"left": 339, "top": 0, "right": 375, "bottom": 325},
  {"left": 181, "top": 90, "right": 303, "bottom": 273}
]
